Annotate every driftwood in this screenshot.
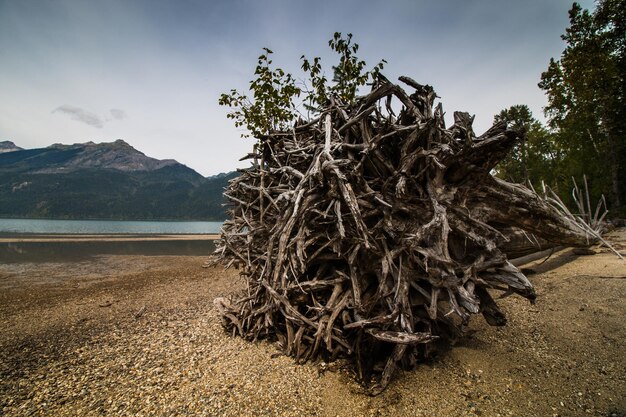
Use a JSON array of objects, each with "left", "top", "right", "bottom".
[{"left": 212, "top": 75, "right": 594, "bottom": 393}]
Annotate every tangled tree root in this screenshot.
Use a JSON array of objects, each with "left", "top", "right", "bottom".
[{"left": 213, "top": 75, "right": 593, "bottom": 394}]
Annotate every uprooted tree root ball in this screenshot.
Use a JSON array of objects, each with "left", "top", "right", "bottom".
[{"left": 212, "top": 75, "right": 592, "bottom": 394}]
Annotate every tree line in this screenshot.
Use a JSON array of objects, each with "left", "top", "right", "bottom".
[{"left": 495, "top": 0, "right": 625, "bottom": 217}]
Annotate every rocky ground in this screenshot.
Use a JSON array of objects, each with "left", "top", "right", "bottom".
[{"left": 0, "top": 230, "right": 624, "bottom": 416}]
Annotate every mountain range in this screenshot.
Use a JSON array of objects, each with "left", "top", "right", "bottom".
[{"left": 0, "top": 140, "right": 235, "bottom": 220}]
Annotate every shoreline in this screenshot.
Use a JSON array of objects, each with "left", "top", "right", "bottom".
[
  {"left": 0, "top": 233, "right": 220, "bottom": 243},
  {"left": 0, "top": 217, "right": 225, "bottom": 222}
]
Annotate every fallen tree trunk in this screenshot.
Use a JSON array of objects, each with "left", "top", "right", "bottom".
[
  {"left": 497, "top": 226, "right": 560, "bottom": 259},
  {"left": 212, "top": 75, "right": 594, "bottom": 393},
  {"left": 510, "top": 246, "right": 562, "bottom": 267}
]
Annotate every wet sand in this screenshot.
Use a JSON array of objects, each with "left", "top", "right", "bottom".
[
  {"left": 0, "top": 230, "right": 625, "bottom": 416},
  {"left": 0, "top": 234, "right": 217, "bottom": 263}
]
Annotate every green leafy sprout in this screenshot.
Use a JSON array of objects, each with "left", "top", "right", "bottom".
[{"left": 219, "top": 33, "right": 386, "bottom": 139}]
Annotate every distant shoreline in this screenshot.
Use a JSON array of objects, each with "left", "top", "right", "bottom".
[
  {"left": 0, "top": 233, "right": 220, "bottom": 243},
  {"left": 0, "top": 217, "right": 226, "bottom": 222}
]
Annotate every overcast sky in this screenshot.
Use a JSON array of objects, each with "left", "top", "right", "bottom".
[{"left": 0, "top": 0, "right": 595, "bottom": 176}]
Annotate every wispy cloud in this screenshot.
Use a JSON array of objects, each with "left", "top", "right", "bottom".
[
  {"left": 110, "top": 108, "right": 127, "bottom": 120},
  {"left": 52, "top": 105, "right": 128, "bottom": 127},
  {"left": 52, "top": 105, "right": 103, "bottom": 128}
]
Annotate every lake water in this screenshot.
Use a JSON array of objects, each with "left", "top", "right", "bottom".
[
  {"left": 0, "top": 218, "right": 223, "bottom": 234},
  {"left": 0, "top": 240, "right": 217, "bottom": 263}
]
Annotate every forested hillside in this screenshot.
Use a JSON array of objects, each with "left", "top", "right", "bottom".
[{"left": 0, "top": 141, "right": 236, "bottom": 220}]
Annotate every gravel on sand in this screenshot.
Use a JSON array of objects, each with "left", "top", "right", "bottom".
[{"left": 1, "top": 230, "right": 625, "bottom": 416}]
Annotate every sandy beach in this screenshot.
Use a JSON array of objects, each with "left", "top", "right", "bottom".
[{"left": 0, "top": 231, "right": 625, "bottom": 416}]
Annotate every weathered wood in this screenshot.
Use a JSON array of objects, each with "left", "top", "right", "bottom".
[{"left": 212, "top": 74, "right": 597, "bottom": 394}]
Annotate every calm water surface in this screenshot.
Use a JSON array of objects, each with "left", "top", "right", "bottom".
[
  {"left": 0, "top": 218, "right": 223, "bottom": 234},
  {"left": 0, "top": 240, "right": 216, "bottom": 263},
  {"left": 0, "top": 219, "right": 222, "bottom": 261}
]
